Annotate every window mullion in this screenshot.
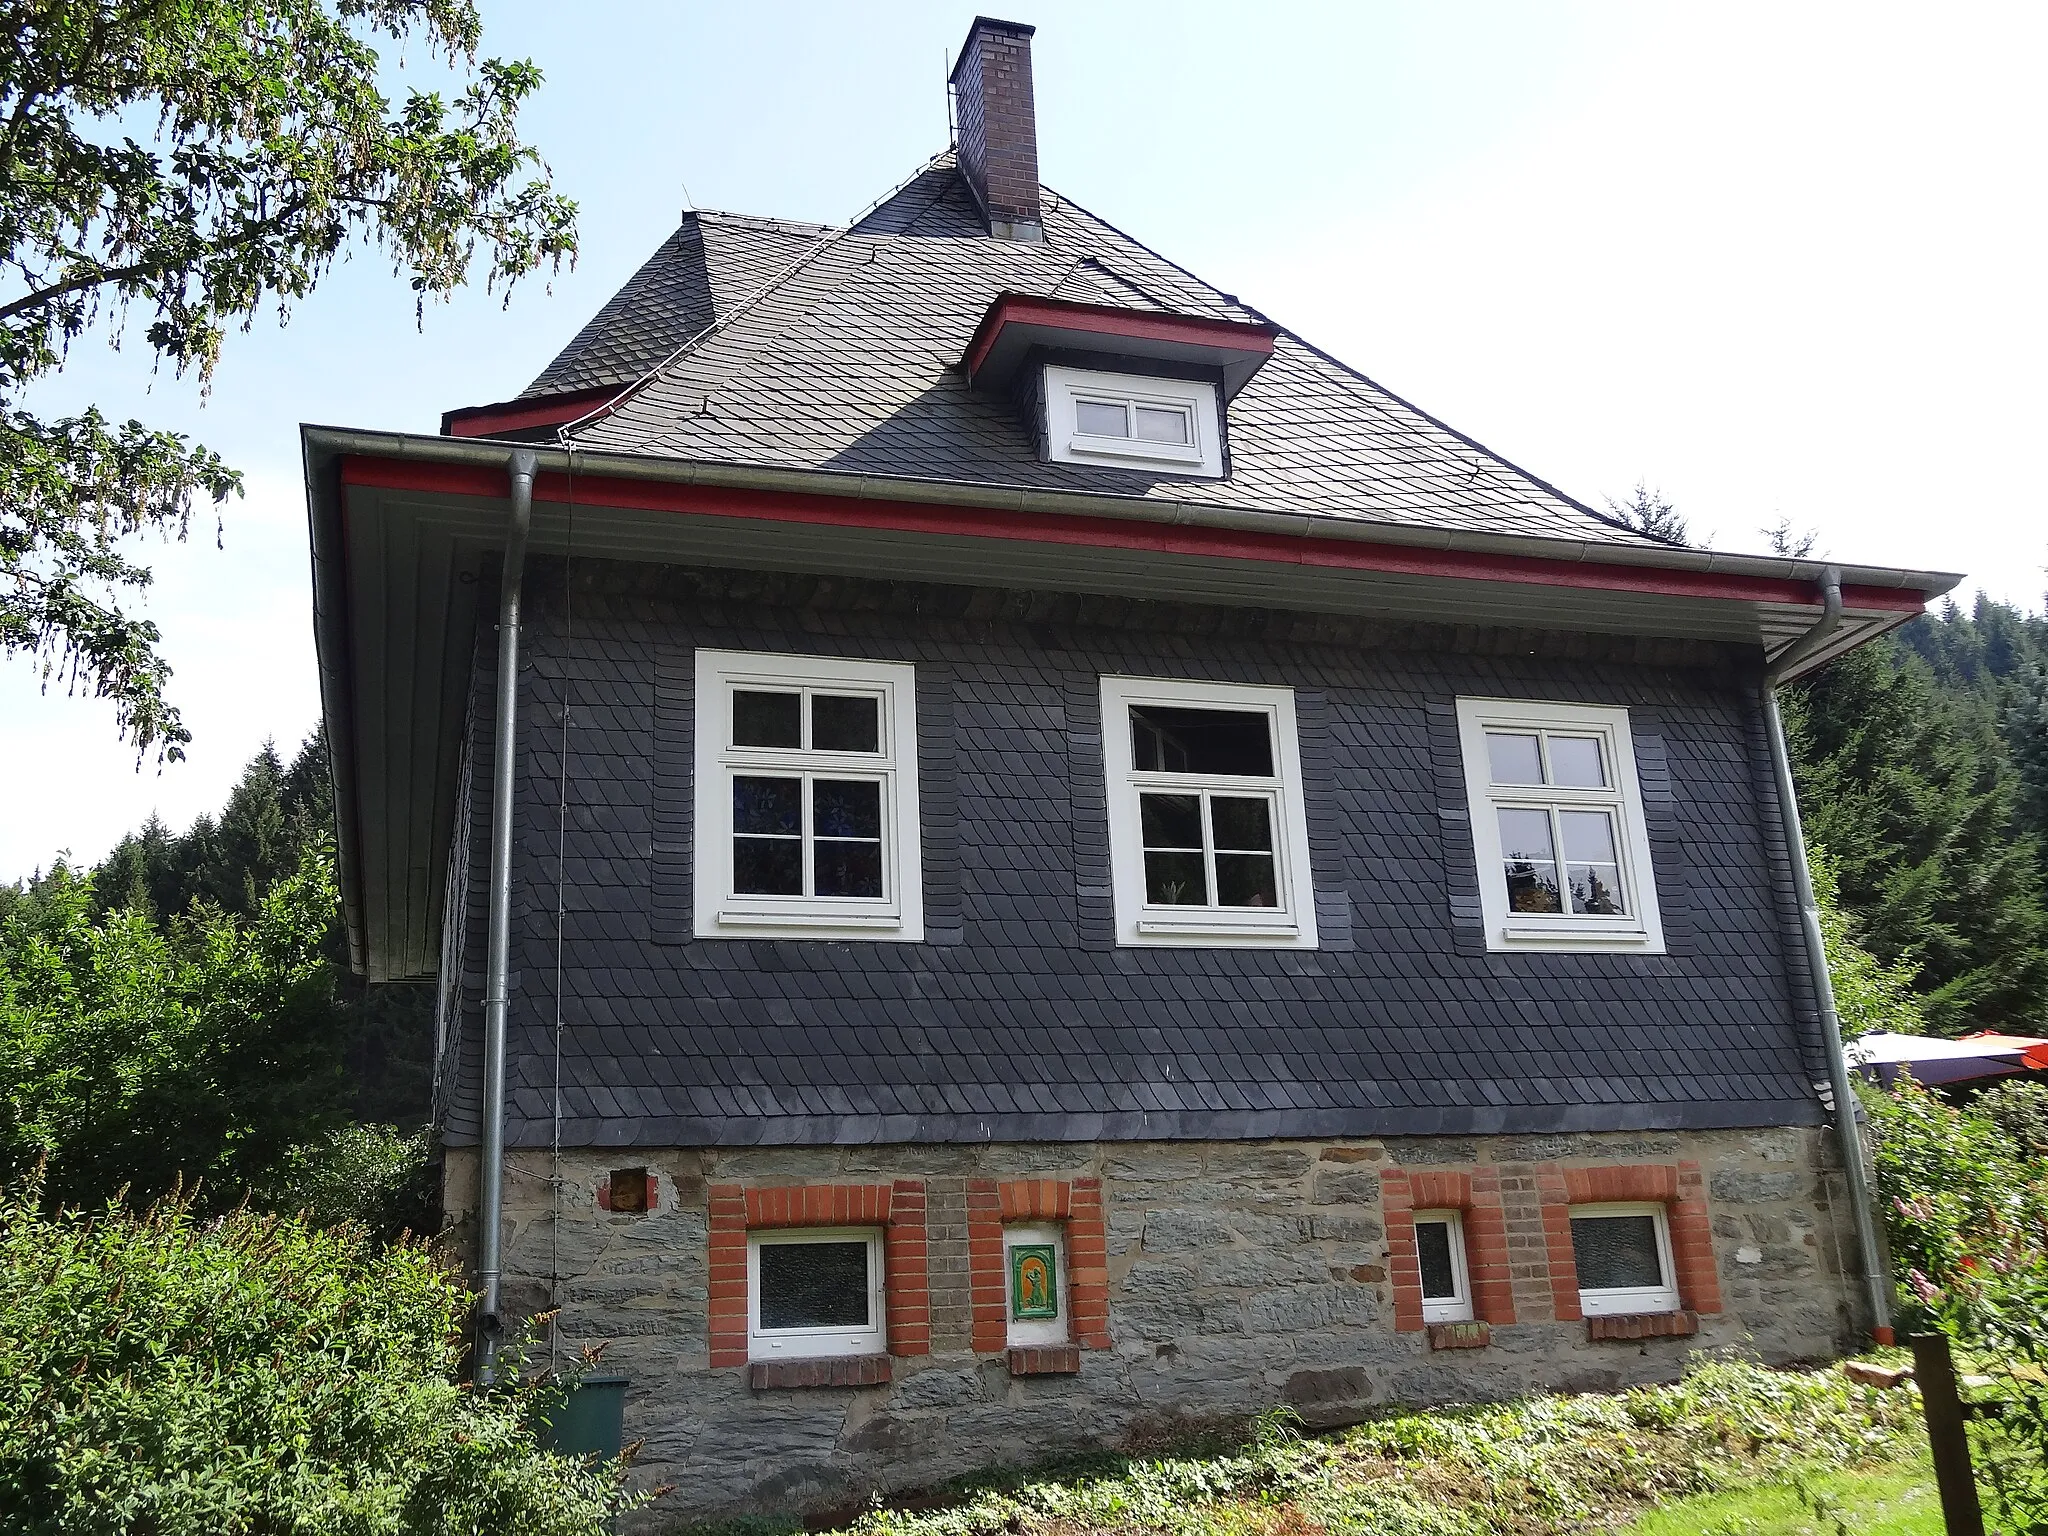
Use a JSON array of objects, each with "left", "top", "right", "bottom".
[{"left": 1200, "top": 791, "right": 1219, "bottom": 910}]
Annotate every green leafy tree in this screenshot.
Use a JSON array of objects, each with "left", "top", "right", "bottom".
[
  {"left": 0, "top": 843, "right": 348, "bottom": 1210},
  {"left": 0, "top": 1175, "right": 641, "bottom": 1534},
  {"left": 1787, "top": 637, "right": 2048, "bottom": 1033},
  {"left": 1, "top": 0, "right": 576, "bottom": 759},
  {"left": 1812, "top": 844, "right": 1925, "bottom": 1039},
  {"left": 1601, "top": 480, "right": 1691, "bottom": 546}
]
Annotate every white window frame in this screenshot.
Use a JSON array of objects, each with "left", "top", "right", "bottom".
[
  {"left": 693, "top": 650, "right": 923, "bottom": 941},
  {"left": 747, "top": 1227, "right": 887, "bottom": 1360},
  {"left": 1101, "top": 675, "right": 1318, "bottom": 948},
  {"left": 1413, "top": 1208, "right": 1474, "bottom": 1324},
  {"left": 1569, "top": 1201, "right": 1681, "bottom": 1317},
  {"left": 1045, "top": 365, "right": 1224, "bottom": 478},
  {"left": 1454, "top": 697, "right": 1664, "bottom": 953},
  {"left": 1003, "top": 1223, "right": 1070, "bottom": 1347}
]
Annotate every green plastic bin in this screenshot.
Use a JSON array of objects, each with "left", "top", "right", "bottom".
[{"left": 541, "top": 1374, "right": 629, "bottom": 1460}]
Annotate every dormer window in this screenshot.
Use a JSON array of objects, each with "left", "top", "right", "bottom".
[{"left": 1045, "top": 366, "right": 1223, "bottom": 478}]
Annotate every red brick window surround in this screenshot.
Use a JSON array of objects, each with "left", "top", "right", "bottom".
[
  {"left": 1537, "top": 1162, "right": 1722, "bottom": 1323},
  {"left": 1382, "top": 1168, "right": 1515, "bottom": 1334},
  {"left": 967, "top": 1178, "right": 1111, "bottom": 1358},
  {"left": 707, "top": 1181, "right": 929, "bottom": 1371}
]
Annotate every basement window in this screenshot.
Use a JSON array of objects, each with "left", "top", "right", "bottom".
[
  {"left": 1100, "top": 675, "right": 1317, "bottom": 947},
  {"left": 748, "top": 1228, "right": 886, "bottom": 1360},
  {"left": 1045, "top": 365, "right": 1223, "bottom": 477},
  {"left": 1414, "top": 1210, "right": 1473, "bottom": 1324},
  {"left": 694, "top": 650, "right": 923, "bottom": 940},
  {"left": 1569, "top": 1203, "right": 1680, "bottom": 1317}
]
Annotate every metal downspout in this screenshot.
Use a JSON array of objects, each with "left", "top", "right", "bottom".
[
  {"left": 1762, "top": 566, "right": 1895, "bottom": 1344},
  {"left": 476, "top": 447, "right": 539, "bottom": 1383}
]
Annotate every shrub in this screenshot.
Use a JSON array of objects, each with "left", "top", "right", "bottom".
[
  {"left": 257, "top": 1123, "right": 439, "bottom": 1243},
  {"left": 0, "top": 1174, "right": 639, "bottom": 1536}
]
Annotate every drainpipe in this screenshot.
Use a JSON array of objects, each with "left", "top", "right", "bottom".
[
  {"left": 476, "top": 447, "right": 539, "bottom": 1385},
  {"left": 1761, "top": 566, "right": 1895, "bottom": 1344}
]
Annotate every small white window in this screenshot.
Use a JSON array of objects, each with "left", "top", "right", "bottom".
[
  {"left": 694, "top": 650, "right": 923, "bottom": 940},
  {"left": 748, "top": 1228, "right": 887, "bottom": 1359},
  {"left": 1569, "top": 1202, "right": 1681, "bottom": 1317},
  {"left": 1413, "top": 1209, "right": 1473, "bottom": 1324},
  {"left": 1454, "top": 698, "right": 1664, "bottom": 952},
  {"left": 1004, "top": 1223, "right": 1069, "bottom": 1347},
  {"left": 1045, "top": 365, "right": 1223, "bottom": 477},
  {"left": 1100, "top": 676, "right": 1317, "bottom": 947}
]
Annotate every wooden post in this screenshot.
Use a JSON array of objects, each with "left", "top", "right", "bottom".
[{"left": 1910, "top": 1331, "right": 1985, "bottom": 1536}]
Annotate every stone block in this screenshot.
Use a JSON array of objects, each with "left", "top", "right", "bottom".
[
  {"left": 1245, "top": 1284, "right": 1375, "bottom": 1334},
  {"left": 1709, "top": 1170, "right": 1804, "bottom": 1204},
  {"left": 1311, "top": 1170, "right": 1383, "bottom": 1205},
  {"left": 1143, "top": 1208, "right": 1235, "bottom": 1251}
]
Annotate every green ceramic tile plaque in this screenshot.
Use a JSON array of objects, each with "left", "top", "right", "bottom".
[{"left": 1010, "top": 1244, "right": 1059, "bottom": 1320}]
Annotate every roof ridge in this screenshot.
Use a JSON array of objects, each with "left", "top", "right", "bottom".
[
  {"left": 558, "top": 152, "right": 956, "bottom": 441},
  {"left": 692, "top": 208, "right": 839, "bottom": 235}
]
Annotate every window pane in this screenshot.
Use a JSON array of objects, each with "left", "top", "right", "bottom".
[
  {"left": 758, "top": 1240, "right": 870, "bottom": 1330},
  {"left": 1560, "top": 810, "right": 1627, "bottom": 916},
  {"left": 733, "top": 690, "right": 802, "bottom": 748},
  {"left": 1144, "top": 851, "right": 1208, "bottom": 905},
  {"left": 1215, "top": 853, "right": 1277, "bottom": 908},
  {"left": 734, "top": 775, "right": 801, "bottom": 835},
  {"left": 1210, "top": 796, "right": 1273, "bottom": 851},
  {"left": 1076, "top": 400, "right": 1127, "bottom": 437},
  {"left": 812, "top": 694, "right": 880, "bottom": 753},
  {"left": 1416, "top": 1220, "right": 1457, "bottom": 1299},
  {"left": 1548, "top": 734, "right": 1607, "bottom": 788},
  {"left": 1134, "top": 405, "right": 1189, "bottom": 444},
  {"left": 1130, "top": 706, "right": 1274, "bottom": 776},
  {"left": 734, "top": 837, "right": 802, "bottom": 895},
  {"left": 1570, "top": 1214, "right": 1665, "bottom": 1292},
  {"left": 815, "top": 840, "right": 883, "bottom": 899},
  {"left": 813, "top": 780, "right": 881, "bottom": 839},
  {"left": 1498, "top": 807, "right": 1562, "bottom": 914},
  {"left": 1139, "top": 792, "right": 1203, "bottom": 850},
  {"left": 1486, "top": 731, "right": 1544, "bottom": 785}
]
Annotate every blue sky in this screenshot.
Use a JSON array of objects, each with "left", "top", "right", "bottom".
[{"left": 5, "top": 1, "right": 2044, "bottom": 879}]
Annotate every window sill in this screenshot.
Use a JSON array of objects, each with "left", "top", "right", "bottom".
[
  {"left": 1128, "top": 917, "right": 1312, "bottom": 948},
  {"left": 1427, "top": 1321, "right": 1490, "bottom": 1351},
  {"left": 1499, "top": 921, "right": 1653, "bottom": 946},
  {"left": 1008, "top": 1345, "right": 1081, "bottom": 1376},
  {"left": 747, "top": 1354, "right": 892, "bottom": 1390},
  {"left": 1066, "top": 436, "right": 1207, "bottom": 469},
  {"left": 712, "top": 909, "right": 920, "bottom": 942},
  {"left": 1585, "top": 1311, "right": 1698, "bottom": 1342}
]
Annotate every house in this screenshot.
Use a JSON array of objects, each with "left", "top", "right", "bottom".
[{"left": 302, "top": 18, "right": 1960, "bottom": 1518}]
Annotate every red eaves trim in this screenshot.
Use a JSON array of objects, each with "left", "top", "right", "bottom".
[
  {"left": 962, "top": 294, "right": 1278, "bottom": 382},
  {"left": 442, "top": 386, "right": 620, "bottom": 439},
  {"left": 337, "top": 455, "right": 1928, "bottom": 614}
]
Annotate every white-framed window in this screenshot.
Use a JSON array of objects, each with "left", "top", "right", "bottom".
[
  {"left": 1454, "top": 698, "right": 1664, "bottom": 952},
  {"left": 1413, "top": 1209, "right": 1473, "bottom": 1324},
  {"left": 1045, "top": 365, "right": 1224, "bottom": 478},
  {"left": 747, "top": 1227, "right": 887, "bottom": 1360},
  {"left": 1100, "top": 676, "right": 1318, "bottom": 948},
  {"left": 1569, "top": 1202, "right": 1681, "bottom": 1317},
  {"left": 1004, "top": 1223, "right": 1070, "bottom": 1347},
  {"left": 693, "top": 650, "right": 923, "bottom": 941}
]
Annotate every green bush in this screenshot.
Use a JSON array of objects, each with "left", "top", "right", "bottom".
[
  {"left": 0, "top": 1174, "right": 639, "bottom": 1535},
  {"left": 257, "top": 1123, "right": 439, "bottom": 1243}
]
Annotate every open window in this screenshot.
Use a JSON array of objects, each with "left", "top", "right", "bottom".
[
  {"left": 1045, "top": 365, "right": 1223, "bottom": 477},
  {"left": 1454, "top": 698, "right": 1664, "bottom": 952},
  {"left": 747, "top": 1228, "right": 887, "bottom": 1360},
  {"left": 1100, "top": 676, "right": 1317, "bottom": 947},
  {"left": 1413, "top": 1209, "right": 1473, "bottom": 1324},
  {"left": 694, "top": 650, "right": 923, "bottom": 940},
  {"left": 1569, "top": 1202, "right": 1681, "bottom": 1317}
]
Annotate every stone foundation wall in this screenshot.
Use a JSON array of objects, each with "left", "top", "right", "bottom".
[{"left": 442, "top": 1126, "right": 1867, "bottom": 1523}]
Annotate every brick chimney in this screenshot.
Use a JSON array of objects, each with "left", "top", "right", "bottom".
[{"left": 951, "top": 17, "right": 1042, "bottom": 242}]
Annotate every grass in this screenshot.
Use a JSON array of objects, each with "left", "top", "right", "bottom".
[
  {"left": 1622, "top": 1459, "right": 1941, "bottom": 1536},
  {"left": 682, "top": 1358, "right": 1933, "bottom": 1536}
]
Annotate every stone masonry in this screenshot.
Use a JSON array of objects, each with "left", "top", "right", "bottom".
[{"left": 444, "top": 1123, "right": 1866, "bottom": 1522}]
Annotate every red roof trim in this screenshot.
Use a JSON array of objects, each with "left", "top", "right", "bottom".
[
  {"left": 441, "top": 385, "right": 620, "bottom": 439},
  {"left": 962, "top": 294, "right": 1278, "bottom": 382},
  {"left": 338, "top": 454, "right": 1927, "bottom": 614}
]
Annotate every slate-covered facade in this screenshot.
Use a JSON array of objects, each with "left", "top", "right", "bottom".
[{"left": 305, "top": 18, "right": 1958, "bottom": 1520}]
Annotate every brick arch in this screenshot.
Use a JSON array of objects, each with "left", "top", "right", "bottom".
[
  {"left": 967, "top": 1177, "right": 1110, "bottom": 1355},
  {"left": 1538, "top": 1160, "right": 1722, "bottom": 1322},
  {"left": 1381, "top": 1166, "right": 1514, "bottom": 1332}
]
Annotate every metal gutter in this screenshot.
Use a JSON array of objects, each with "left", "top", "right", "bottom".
[
  {"left": 300, "top": 424, "right": 1963, "bottom": 601},
  {"left": 1761, "top": 568, "right": 1895, "bottom": 1344},
  {"left": 476, "top": 446, "right": 538, "bottom": 1384}
]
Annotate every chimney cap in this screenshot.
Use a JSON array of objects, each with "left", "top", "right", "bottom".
[{"left": 950, "top": 16, "right": 1037, "bottom": 84}]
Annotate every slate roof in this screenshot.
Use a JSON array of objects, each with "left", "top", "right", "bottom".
[{"left": 531, "top": 155, "right": 1661, "bottom": 549}]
